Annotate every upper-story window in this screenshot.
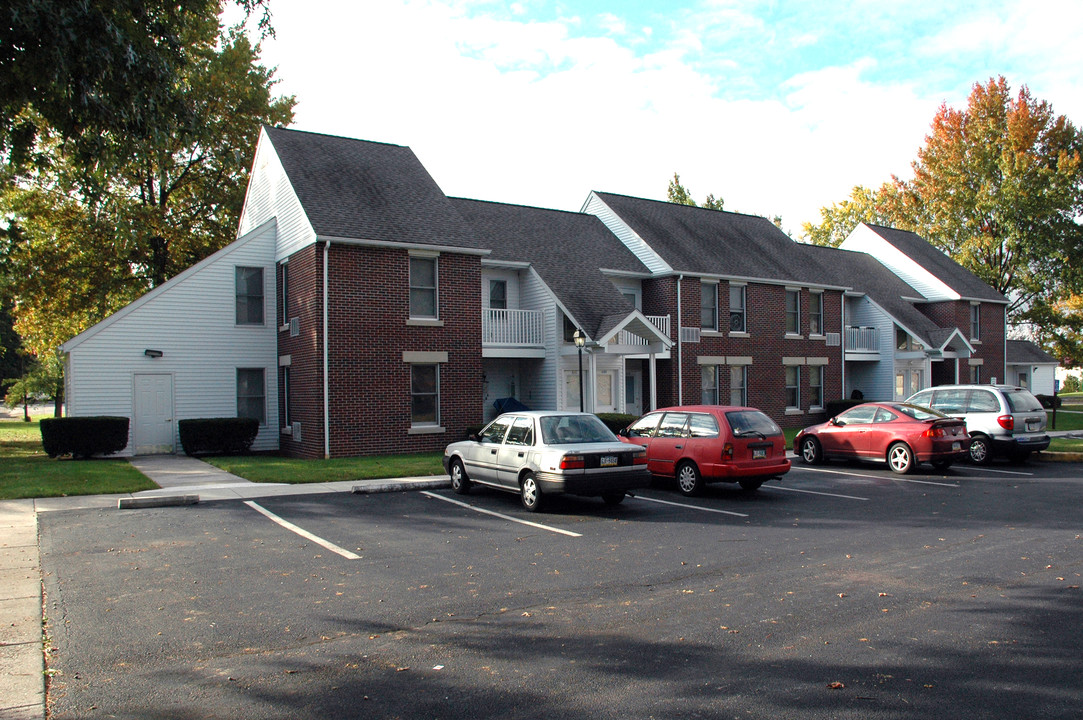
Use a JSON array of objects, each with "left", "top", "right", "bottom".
[
  {"left": 729, "top": 285, "right": 746, "bottom": 332},
  {"left": 410, "top": 256, "right": 438, "bottom": 319},
  {"left": 279, "top": 262, "right": 289, "bottom": 326},
  {"left": 700, "top": 282, "right": 718, "bottom": 331},
  {"left": 970, "top": 303, "right": 980, "bottom": 340},
  {"left": 236, "top": 267, "right": 264, "bottom": 325},
  {"left": 809, "top": 292, "right": 823, "bottom": 336},
  {"left": 785, "top": 289, "right": 800, "bottom": 334},
  {"left": 896, "top": 326, "right": 925, "bottom": 351},
  {"left": 489, "top": 279, "right": 507, "bottom": 310}
]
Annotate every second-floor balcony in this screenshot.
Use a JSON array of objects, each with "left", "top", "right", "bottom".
[
  {"left": 846, "top": 325, "right": 880, "bottom": 355},
  {"left": 483, "top": 308, "right": 544, "bottom": 347}
]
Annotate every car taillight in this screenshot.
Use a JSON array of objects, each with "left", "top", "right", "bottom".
[
  {"left": 722, "top": 443, "right": 734, "bottom": 461},
  {"left": 559, "top": 454, "right": 585, "bottom": 470},
  {"left": 922, "top": 426, "right": 946, "bottom": 438},
  {"left": 997, "top": 415, "right": 1014, "bottom": 431},
  {"left": 633, "top": 451, "right": 648, "bottom": 465}
]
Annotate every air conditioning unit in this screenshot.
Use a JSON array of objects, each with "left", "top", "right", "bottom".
[
  {"left": 680, "top": 327, "right": 701, "bottom": 343},
  {"left": 825, "top": 332, "right": 841, "bottom": 347},
  {"left": 289, "top": 317, "right": 300, "bottom": 337}
]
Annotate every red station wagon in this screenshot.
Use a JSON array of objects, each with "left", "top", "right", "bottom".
[{"left": 618, "top": 405, "right": 791, "bottom": 495}]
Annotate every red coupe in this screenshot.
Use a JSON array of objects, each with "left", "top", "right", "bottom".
[{"left": 794, "top": 402, "right": 970, "bottom": 474}]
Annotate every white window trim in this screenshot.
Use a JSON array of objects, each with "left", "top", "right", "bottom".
[
  {"left": 784, "top": 287, "right": 801, "bottom": 337},
  {"left": 409, "top": 252, "right": 440, "bottom": 322},
  {"left": 809, "top": 290, "right": 824, "bottom": 338},
  {"left": 728, "top": 283, "right": 747, "bottom": 335},
  {"left": 701, "top": 280, "right": 719, "bottom": 332}
]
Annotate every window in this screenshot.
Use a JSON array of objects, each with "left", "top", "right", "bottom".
[
  {"left": 480, "top": 417, "right": 510, "bottom": 443},
  {"left": 809, "top": 292, "right": 823, "bottom": 335},
  {"left": 785, "top": 365, "right": 800, "bottom": 409},
  {"left": 729, "top": 285, "right": 746, "bottom": 332},
  {"left": 280, "top": 366, "right": 291, "bottom": 429},
  {"left": 505, "top": 416, "right": 534, "bottom": 445},
  {"left": 688, "top": 414, "right": 720, "bottom": 438},
  {"left": 896, "top": 326, "right": 924, "bottom": 351},
  {"left": 808, "top": 365, "right": 823, "bottom": 409},
  {"left": 970, "top": 304, "right": 980, "bottom": 340},
  {"left": 837, "top": 405, "right": 877, "bottom": 424},
  {"left": 235, "top": 267, "right": 264, "bottom": 325},
  {"left": 280, "top": 262, "right": 289, "bottom": 325},
  {"left": 411, "top": 364, "right": 439, "bottom": 425},
  {"left": 657, "top": 413, "right": 690, "bottom": 438},
  {"left": 409, "top": 256, "right": 438, "bottom": 318},
  {"left": 701, "top": 282, "right": 718, "bottom": 330},
  {"left": 563, "top": 313, "right": 579, "bottom": 343},
  {"left": 626, "top": 413, "right": 662, "bottom": 438},
  {"left": 729, "top": 365, "right": 747, "bottom": 406},
  {"left": 785, "top": 289, "right": 800, "bottom": 334},
  {"left": 237, "top": 368, "right": 266, "bottom": 425},
  {"left": 701, "top": 365, "right": 718, "bottom": 404},
  {"left": 970, "top": 363, "right": 982, "bottom": 384},
  {"left": 489, "top": 279, "right": 507, "bottom": 310}
]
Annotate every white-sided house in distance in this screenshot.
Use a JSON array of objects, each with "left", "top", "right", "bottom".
[{"left": 59, "top": 220, "right": 280, "bottom": 456}]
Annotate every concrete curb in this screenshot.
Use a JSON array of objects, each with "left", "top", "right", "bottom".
[
  {"left": 1035, "top": 451, "right": 1083, "bottom": 463},
  {"left": 352, "top": 478, "right": 451, "bottom": 494},
  {"left": 117, "top": 494, "right": 200, "bottom": 510}
]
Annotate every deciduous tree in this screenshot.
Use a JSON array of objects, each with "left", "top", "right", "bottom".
[{"left": 667, "top": 172, "right": 725, "bottom": 210}]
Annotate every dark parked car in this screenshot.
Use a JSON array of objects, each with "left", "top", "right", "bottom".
[
  {"left": 906, "top": 384, "right": 1049, "bottom": 464},
  {"left": 443, "top": 411, "right": 650, "bottom": 512},
  {"left": 794, "top": 402, "right": 970, "bottom": 473},
  {"left": 618, "top": 405, "right": 790, "bottom": 495}
]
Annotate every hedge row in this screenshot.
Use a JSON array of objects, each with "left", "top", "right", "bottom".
[
  {"left": 40, "top": 417, "right": 130, "bottom": 458},
  {"left": 178, "top": 418, "right": 259, "bottom": 456}
]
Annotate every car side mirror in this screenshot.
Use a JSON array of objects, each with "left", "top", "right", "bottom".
[
  {"left": 830, "top": 417, "right": 842, "bottom": 426},
  {"left": 617, "top": 427, "right": 629, "bottom": 437},
  {"left": 469, "top": 433, "right": 479, "bottom": 442}
]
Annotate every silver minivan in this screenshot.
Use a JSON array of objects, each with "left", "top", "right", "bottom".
[{"left": 906, "top": 384, "right": 1050, "bottom": 464}]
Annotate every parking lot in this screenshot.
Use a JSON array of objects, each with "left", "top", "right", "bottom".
[{"left": 38, "top": 459, "right": 1082, "bottom": 719}]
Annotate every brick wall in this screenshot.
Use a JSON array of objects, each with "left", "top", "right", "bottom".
[
  {"left": 277, "top": 245, "right": 325, "bottom": 459},
  {"left": 918, "top": 300, "right": 1006, "bottom": 383}
]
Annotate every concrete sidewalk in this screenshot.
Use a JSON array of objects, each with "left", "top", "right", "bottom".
[{"left": 0, "top": 454, "right": 449, "bottom": 720}]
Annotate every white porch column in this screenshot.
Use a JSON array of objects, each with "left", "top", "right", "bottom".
[{"left": 649, "top": 351, "right": 658, "bottom": 411}]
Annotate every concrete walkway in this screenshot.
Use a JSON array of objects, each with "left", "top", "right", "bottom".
[{"left": 0, "top": 454, "right": 449, "bottom": 720}]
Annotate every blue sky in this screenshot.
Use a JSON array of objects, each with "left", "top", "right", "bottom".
[{"left": 249, "top": 0, "right": 1083, "bottom": 236}]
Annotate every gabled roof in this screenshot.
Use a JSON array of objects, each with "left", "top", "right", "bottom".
[
  {"left": 1007, "top": 339, "right": 1058, "bottom": 365},
  {"left": 862, "top": 224, "right": 1006, "bottom": 303},
  {"left": 799, "top": 243, "right": 971, "bottom": 351},
  {"left": 262, "top": 126, "right": 479, "bottom": 249},
  {"left": 449, "top": 198, "right": 666, "bottom": 343},
  {"left": 590, "top": 192, "right": 842, "bottom": 287}
]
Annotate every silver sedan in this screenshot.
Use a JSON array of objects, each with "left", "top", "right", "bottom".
[{"left": 443, "top": 411, "right": 650, "bottom": 512}]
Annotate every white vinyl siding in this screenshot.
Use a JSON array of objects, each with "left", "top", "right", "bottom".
[
  {"left": 238, "top": 128, "right": 318, "bottom": 262},
  {"left": 581, "top": 192, "right": 673, "bottom": 274},
  {"left": 61, "top": 221, "right": 280, "bottom": 455}
]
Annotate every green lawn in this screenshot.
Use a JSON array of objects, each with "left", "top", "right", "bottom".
[
  {"left": 204, "top": 452, "right": 445, "bottom": 484},
  {"left": 0, "top": 420, "right": 156, "bottom": 500}
]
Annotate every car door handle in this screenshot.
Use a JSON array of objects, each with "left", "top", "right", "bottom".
[
  {"left": 675, "top": 445, "right": 683, "bottom": 449},
  {"left": 518, "top": 452, "right": 525, "bottom": 457},
  {"left": 490, "top": 449, "right": 497, "bottom": 455}
]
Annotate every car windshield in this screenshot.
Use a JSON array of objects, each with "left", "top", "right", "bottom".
[
  {"left": 725, "top": 410, "right": 781, "bottom": 437},
  {"left": 539, "top": 415, "right": 618, "bottom": 445},
  {"left": 893, "top": 403, "right": 947, "bottom": 421},
  {"left": 1005, "top": 389, "right": 1044, "bottom": 412}
]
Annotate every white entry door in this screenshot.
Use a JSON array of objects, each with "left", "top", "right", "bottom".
[
  {"left": 595, "top": 370, "right": 618, "bottom": 413},
  {"left": 625, "top": 369, "right": 643, "bottom": 416},
  {"left": 134, "top": 374, "right": 174, "bottom": 454}
]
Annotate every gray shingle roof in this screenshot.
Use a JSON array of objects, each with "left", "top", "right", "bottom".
[
  {"left": 592, "top": 192, "right": 840, "bottom": 286},
  {"left": 864, "top": 224, "right": 1007, "bottom": 303},
  {"left": 1007, "top": 339, "right": 1058, "bottom": 364},
  {"left": 450, "top": 198, "right": 648, "bottom": 339},
  {"left": 263, "top": 126, "right": 478, "bottom": 248}
]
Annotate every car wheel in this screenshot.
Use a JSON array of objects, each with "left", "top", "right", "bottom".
[
  {"left": 520, "top": 472, "right": 543, "bottom": 512},
  {"left": 931, "top": 459, "right": 952, "bottom": 471},
  {"left": 738, "top": 479, "right": 763, "bottom": 492},
  {"left": 969, "top": 434, "right": 992, "bottom": 465},
  {"left": 887, "top": 442, "right": 914, "bottom": 474},
  {"left": 800, "top": 436, "right": 822, "bottom": 465},
  {"left": 449, "top": 458, "right": 471, "bottom": 495},
  {"left": 676, "top": 462, "right": 704, "bottom": 496},
  {"left": 602, "top": 492, "right": 626, "bottom": 506}
]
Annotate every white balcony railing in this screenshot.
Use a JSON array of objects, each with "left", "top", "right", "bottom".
[
  {"left": 845, "top": 326, "right": 880, "bottom": 353},
  {"left": 617, "top": 315, "right": 670, "bottom": 346},
  {"left": 483, "top": 308, "right": 544, "bottom": 346}
]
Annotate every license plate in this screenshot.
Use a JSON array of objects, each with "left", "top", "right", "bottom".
[
  {"left": 600, "top": 455, "right": 618, "bottom": 467},
  {"left": 1026, "top": 420, "right": 1039, "bottom": 432},
  {"left": 952, "top": 441, "right": 961, "bottom": 451},
  {"left": 753, "top": 448, "right": 767, "bottom": 459}
]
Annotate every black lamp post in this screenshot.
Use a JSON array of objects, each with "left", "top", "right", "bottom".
[{"left": 573, "top": 329, "right": 586, "bottom": 411}]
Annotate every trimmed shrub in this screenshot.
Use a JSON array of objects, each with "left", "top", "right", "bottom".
[
  {"left": 179, "top": 418, "right": 259, "bottom": 456},
  {"left": 595, "top": 412, "right": 639, "bottom": 435},
  {"left": 1035, "top": 394, "right": 1062, "bottom": 409},
  {"left": 824, "top": 399, "right": 866, "bottom": 419},
  {"left": 40, "top": 416, "right": 130, "bottom": 459}
]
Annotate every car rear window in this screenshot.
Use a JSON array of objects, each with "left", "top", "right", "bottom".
[
  {"left": 967, "top": 391, "right": 1000, "bottom": 412},
  {"left": 724, "top": 410, "right": 781, "bottom": 437},
  {"left": 1005, "top": 390, "right": 1044, "bottom": 412},
  {"left": 540, "top": 415, "right": 617, "bottom": 444}
]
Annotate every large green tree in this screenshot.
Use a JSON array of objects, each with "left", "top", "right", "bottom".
[
  {"left": 0, "top": 6, "right": 293, "bottom": 413},
  {"left": 803, "top": 77, "right": 1083, "bottom": 360}
]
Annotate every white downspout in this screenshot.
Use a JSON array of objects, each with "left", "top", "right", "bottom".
[
  {"left": 323, "top": 240, "right": 330, "bottom": 459},
  {"left": 839, "top": 295, "right": 846, "bottom": 399},
  {"left": 676, "top": 275, "right": 684, "bottom": 406}
]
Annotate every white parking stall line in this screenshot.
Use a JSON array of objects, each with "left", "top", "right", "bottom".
[
  {"left": 244, "top": 501, "right": 361, "bottom": 560},
  {"left": 631, "top": 495, "right": 749, "bottom": 517},
  {"left": 421, "top": 492, "right": 583, "bottom": 537},
  {"left": 795, "top": 465, "right": 959, "bottom": 488},
  {"left": 950, "top": 466, "right": 1034, "bottom": 477},
  {"left": 766, "top": 486, "right": 869, "bottom": 501}
]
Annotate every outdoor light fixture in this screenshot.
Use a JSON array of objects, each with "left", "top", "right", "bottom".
[
  {"left": 144, "top": 349, "right": 163, "bottom": 358},
  {"left": 573, "top": 329, "right": 585, "bottom": 411}
]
